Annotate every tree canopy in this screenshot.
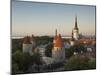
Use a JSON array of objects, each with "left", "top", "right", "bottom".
[
  {"left": 12, "top": 50, "right": 42, "bottom": 74},
  {"left": 64, "top": 55, "right": 96, "bottom": 71}
]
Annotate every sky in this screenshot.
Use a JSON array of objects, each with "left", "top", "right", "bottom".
[{"left": 12, "top": 0, "right": 96, "bottom": 37}]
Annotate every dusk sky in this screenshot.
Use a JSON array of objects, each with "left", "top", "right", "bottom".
[{"left": 12, "top": 0, "right": 96, "bottom": 37}]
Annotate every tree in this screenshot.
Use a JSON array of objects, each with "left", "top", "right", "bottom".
[
  {"left": 31, "top": 52, "right": 42, "bottom": 65},
  {"left": 70, "top": 45, "right": 86, "bottom": 53},
  {"left": 64, "top": 54, "right": 95, "bottom": 71},
  {"left": 65, "top": 48, "right": 74, "bottom": 58},
  {"left": 12, "top": 50, "right": 23, "bottom": 64},
  {"left": 12, "top": 39, "right": 22, "bottom": 53},
  {"left": 12, "top": 50, "right": 24, "bottom": 74},
  {"left": 35, "top": 36, "right": 53, "bottom": 45},
  {"left": 45, "top": 43, "right": 53, "bottom": 57},
  {"left": 12, "top": 51, "right": 33, "bottom": 73},
  {"left": 65, "top": 45, "right": 87, "bottom": 59},
  {"left": 87, "top": 58, "right": 96, "bottom": 69},
  {"left": 12, "top": 63, "right": 19, "bottom": 74}
]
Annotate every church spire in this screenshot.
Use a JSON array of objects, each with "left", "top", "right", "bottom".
[
  {"left": 55, "top": 29, "right": 57, "bottom": 36},
  {"left": 72, "top": 30, "right": 73, "bottom": 38},
  {"left": 74, "top": 16, "right": 78, "bottom": 30},
  {"left": 73, "top": 15, "right": 79, "bottom": 40}
]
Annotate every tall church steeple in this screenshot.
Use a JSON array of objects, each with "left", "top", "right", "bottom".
[
  {"left": 73, "top": 16, "right": 79, "bottom": 40},
  {"left": 55, "top": 29, "right": 57, "bottom": 36},
  {"left": 74, "top": 16, "right": 78, "bottom": 30},
  {"left": 72, "top": 30, "right": 73, "bottom": 38}
]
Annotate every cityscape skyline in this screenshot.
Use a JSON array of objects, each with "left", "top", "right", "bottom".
[{"left": 12, "top": 0, "right": 96, "bottom": 37}]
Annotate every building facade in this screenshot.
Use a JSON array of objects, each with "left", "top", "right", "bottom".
[
  {"left": 52, "top": 29, "right": 65, "bottom": 62},
  {"left": 22, "top": 35, "right": 36, "bottom": 55}
]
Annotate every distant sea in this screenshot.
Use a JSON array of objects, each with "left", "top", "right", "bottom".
[
  {"left": 12, "top": 36, "right": 71, "bottom": 39},
  {"left": 11, "top": 36, "right": 24, "bottom": 39}
]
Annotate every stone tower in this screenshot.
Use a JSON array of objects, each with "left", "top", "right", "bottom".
[
  {"left": 52, "top": 29, "right": 65, "bottom": 62},
  {"left": 23, "top": 35, "right": 36, "bottom": 55}
]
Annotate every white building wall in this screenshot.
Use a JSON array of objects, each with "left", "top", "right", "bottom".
[
  {"left": 52, "top": 47, "right": 65, "bottom": 62},
  {"left": 23, "top": 44, "right": 33, "bottom": 55},
  {"left": 73, "top": 30, "right": 79, "bottom": 40},
  {"left": 70, "top": 41, "right": 75, "bottom": 46}
]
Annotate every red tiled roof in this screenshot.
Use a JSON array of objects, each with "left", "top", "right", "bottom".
[
  {"left": 53, "top": 34, "right": 63, "bottom": 47},
  {"left": 23, "top": 36, "right": 31, "bottom": 44}
]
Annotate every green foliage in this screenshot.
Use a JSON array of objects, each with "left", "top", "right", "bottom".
[
  {"left": 65, "top": 45, "right": 86, "bottom": 58},
  {"left": 64, "top": 55, "right": 96, "bottom": 70},
  {"left": 45, "top": 43, "right": 53, "bottom": 57},
  {"left": 12, "top": 50, "right": 42, "bottom": 74},
  {"left": 12, "top": 50, "right": 23, "bottom": 64},
  {"left": 65, "top": 48, "right": 74, "bottom": 58},
  {"left": 12, "top": 39, "right": 22, "bottom": 53},
  {"left": 70, "top": 45, "right": 86, "bottom": 53},
  {"left": 12, "top": 51, "right": 32, "bottom": 72},
  {"left": 31, "top": 52, "right": 42, "bottom": 65},
  {"left": 35, "top": 36, "right": 53, "bottom": 45},
  {"left": 12, "top": 63, "right": 19, "bottom": 73},
  {"left": 87, "top": 58, "right": 96, "bottom": 69}
]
